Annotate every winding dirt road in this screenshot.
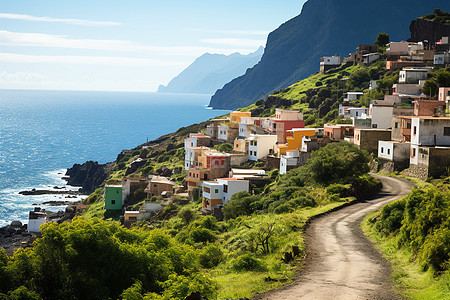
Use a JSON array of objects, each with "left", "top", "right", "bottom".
[{"left": 254, "top": 175, "right": 412, "bottom": 300}]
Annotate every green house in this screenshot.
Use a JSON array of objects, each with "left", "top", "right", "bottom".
[{"left": 105, "top": 185, "right": 123, "bottom": 210}]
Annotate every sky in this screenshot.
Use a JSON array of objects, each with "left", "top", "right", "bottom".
[{"left": 0, "top": 0, "right": 306, "bottom": 92}]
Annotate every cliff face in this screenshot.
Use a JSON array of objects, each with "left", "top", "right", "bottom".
[
  {"left": 208, "top": 0, "right": 450, "bottom": 110},
  {"left": 158, "top": 47, "right": 263, "bottom": 94},
  {"left": 65, "top": 161, "right": 113, "bottom": 194},
  {"left": 409, "top": 19, "right": 450, "bottom": 42}
]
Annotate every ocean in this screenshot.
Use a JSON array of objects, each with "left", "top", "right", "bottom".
[{"left": 0, "top": 89, "right": 227, "bottom": 227}]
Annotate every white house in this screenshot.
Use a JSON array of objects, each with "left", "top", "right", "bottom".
[
  {"left": 217, "top": 125, "right": 229, "bottom": 141},
  {"left": 347, "top": 107, "right": 368, "bottom": 118},
  {"left": 344, "top": 92, "right": 364, "bottom": 102},
  {"left": 28, "top": 209, "right": 47, "bottom": 233},
  {"left": 247, "top": 134, "right": 277, "bottom": 161},
  {"left": 410, "top": 117, "right": 450, "bottom": 147},
  {"left": 280, "top": 150, "right": 299, "bottom": 175},
  {"left": 399, "top": 68, "right": 428, "bottom": 84},
  {"left": 370, "top": 104, "right": 394, "bottom": 129},
  {"left": 202, "top": 178, "right": 249, "bottom": 210},
  {"left": 378, "top": 141, "right": 411, "bottom": 170}
]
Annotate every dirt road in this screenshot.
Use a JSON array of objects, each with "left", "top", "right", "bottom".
[{"left": 254, "top": 175, "right": 412, "bottom": 300}]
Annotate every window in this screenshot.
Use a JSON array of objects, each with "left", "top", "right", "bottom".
[
  {"left": 356, "top": 111, "right": 359, "bottom": 117},
  {"left": 215, "top": 189, "right": 219, "bottom": 193},
  {"left": 372, "top": 124, "right": 377, "bottom": 128},
  {"left": 111, "top": 200, "right": 116, "bottom": 205},
  {"left": 381, "top": 147, "right": 384, "bottom": 154},
  {"left": 394, "top": 122, "right": 398, "bottom": 129},
  {"left": 412, "top": 148, "right": 416, "bottom": 157},
  {"left": 444, "top": 127, "right": 450, "bottom": 136},
  {"left": 413, "top": 126, "right": 417, "bottom": 135},
  {"left": 128, "top": 216, "right": 137, "bottom": 221},
  {"left": 223, "top": 185, "right": 228, "bottom": 193},
  {"left": 203, "top": 174, "right": 208, "bottom": 180},
  {"left": 203, "top": 186, "right": 210, "bottom": 193},
  {"left": 387, "top": 149, "right": 390, "bottom": 155}
]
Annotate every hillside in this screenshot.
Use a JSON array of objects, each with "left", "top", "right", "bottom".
[
  {"left": 157, "top": 47, "right": 263, "bottom": 94},
  {"left": 208, "top": 0, "right": 450, "bottom": 110}
]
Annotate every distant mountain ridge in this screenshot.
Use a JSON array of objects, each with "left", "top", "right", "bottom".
[
  {"left": 157, "top": 47, "right": 264, "bottom": 94},
  {"left": 208, "top": 0, "right": 450, "bottom": 109}
]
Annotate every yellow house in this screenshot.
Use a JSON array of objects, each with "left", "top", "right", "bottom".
[
  {"left": 277, "top": 128, "right": 316, "bottom": 156},
  {"left": 230, "top": 111, "right": 251, "bottom": 126}
]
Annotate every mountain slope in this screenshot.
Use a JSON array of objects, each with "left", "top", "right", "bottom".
[
  {"left": 157, "top": 47, "right": 264, "bottom": 94},
  {"left": 208, "top": 0, "right": 450, "bottom": 109}
]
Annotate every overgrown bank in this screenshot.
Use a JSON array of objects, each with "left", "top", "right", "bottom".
[{"left": 362, "top": 176, "right": 450, "bottom": 299}]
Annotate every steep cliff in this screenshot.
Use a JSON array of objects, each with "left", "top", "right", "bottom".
[
  {"left": 409, "top": 18, "right": 450, "bottom": 42},
  {"left": 158, "top": 47, "right": 263, "bottom": 94},
  {"left": 65, "top": 161, "right": 113, "bottom": 194},
  {"left": 208, "top": 0, "right": 450, "bottom": 110}
]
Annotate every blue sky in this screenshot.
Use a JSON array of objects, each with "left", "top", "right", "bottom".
[{"left": 0, "top": 0, "right": 306, "bottom": 92}]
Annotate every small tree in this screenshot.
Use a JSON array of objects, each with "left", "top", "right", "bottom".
[
  {"left": 374, "top": 32, "right": 390, "bottom": 47},
  {"left": 178, "top": 207, "right": 196, "bottom": 224},
  {"left": 423, "top": 79, "right": 439, "bottom": 97}
]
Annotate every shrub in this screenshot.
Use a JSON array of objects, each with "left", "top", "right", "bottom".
[
  {"left": 199, "top": 244, "right": 223, "bottom": 268},
  {"left": 178, "top": 207, "right": 196, "bottom": 224},
  {"left": 304, "top": 141, "right": 370, "bottom": 185},
  {"left": 189, "top": 228, "right": 216, "bottom": 244},
  {"left": 231, "top": 254, "right": 266, "bottom": 272}
]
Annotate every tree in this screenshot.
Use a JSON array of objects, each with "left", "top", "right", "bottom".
[
  {"left": 305, "top": 141, "right": 370, "bottom": 185},
  {"left": 216, "top": 143, "right": 233, "bottom": 153},
  {"left": 222, "top": 191, "right": 260, "bottom": 219},
  {"left": 436, "top": 69, "right": 450, "bottom": 87},
  {"left": 177, "top": 207, "right": 196, "bottom": 224},
  {"left": 374, "top": 32, "right": 390, "bottom": 47},
  {"left": 423, "top": 79, "right": 439, "bottom": 97}
]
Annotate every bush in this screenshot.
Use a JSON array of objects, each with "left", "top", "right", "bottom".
[
  {"left": 222, "top": 192, "right": 260, "bottom": 220},
  {"left": 231, "top": 254, "right": 266, "bottom": 272},
  {"left": 199, "top": 244, "right": 223, "bottom": 268},
  {"left": 178, "top": 207, "right": 196, "bottom": 224},
  {"left": 189, "top": 228, "right": 216, "bottom": 244},
  {"left": 304, "top": 141, "right": 370, "bottom": 185}
]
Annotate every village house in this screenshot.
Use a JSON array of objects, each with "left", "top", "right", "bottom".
[
  {"left": 320, "top": 56, "right": 341, "bottom": 73},
  {"left": 348, "top": 44, "right": 378, "bottom": 63},
  {"left": 184, "top": 146, "right": 210, "bottom": 171},
  {"left": 123, "top": 201, "right": 163, "bottom": 228},
  {"left": 386, "top": 41, "right": 409, "bottom": 56},
  {"left": 438, "top": 87, "right": 450, "bottom": 111},
  {"left": 104, "top": 185, "right": 123, "bottom": 210},
  {"left": 279, "top": 131, "right": 329, "bottom": 174},
  {"left": 238, "top": 117, "right": 267, "bottom": 138},
  {"left": 184, "top": 133, "right": 211, "bottom": 148},
  {"left": 247, "top": 134, "right": 278, "bottom": 161},
  {"left": 144, "top": 176, "right": 180, "bottom": 198},
  {"left": 228, "top": 168, "right": 266, "bottom": 180},
  {"left": 324, "top": 124, "right": 354, "bottom": 141},
  {"left": 122, "top": 177, "right": 148, "bottom": 203},
  {"left": 354, "top": 128, "right": 392, "bottom": 155},
  {"left": 277, "top": 128, "right": 317, "bottom": 156},
  {"left": 202, "top": 178, "right": 249, "bottom": 211},
  {"left": 185, "top": 151, "right": 231, "bottom": 191},
  {"left": 217, "top": 124, "right": 239, "bottom": 143},
  {"left": 398, "top": 68, "right": 429, "bottom": 84},
  {"left": 206, "top": 118, "right": 228, "bottom": 140},
  {"left": 377, "top": 141, "right": 411, "bottom": 172},
  {"left": 28, "top": 208, "right": 48, "bottom": 233},
  {"left": 343, "top": 92, "right": 364, "bottom": 102},
  {"left": 404, "top": 116, "right": 450, "bottom": 179}
]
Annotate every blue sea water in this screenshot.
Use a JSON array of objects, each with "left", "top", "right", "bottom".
[{"left": 0, "top": 89, "right": 227, "bottom": 227}]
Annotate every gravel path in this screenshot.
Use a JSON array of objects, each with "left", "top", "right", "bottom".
[{"left": 254, "top": 175, "right": 412, "bottom": 300}]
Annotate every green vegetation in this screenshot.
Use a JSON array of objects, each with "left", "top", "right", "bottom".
[
  {"left": 243, "top": 60, "right": 390, "bottom": 127},
  {"left": 1, "top": 141, "right": 382, "bottom": 299},
  {"left": 363, "top": 177, "right": 450, "bottom": 299},
  {"left": 420, "top": 8, "right": 450, "bottom": 24},
  {"left": 423, "top": 67, "right": 450, "bottom": 97}
]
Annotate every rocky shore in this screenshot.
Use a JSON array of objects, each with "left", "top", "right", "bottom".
[{"left": 0, "top": 221, "right": 36, "bottom": 256}]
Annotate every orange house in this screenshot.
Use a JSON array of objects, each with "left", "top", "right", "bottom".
[{"left": 277, "top": 128, "right": 316, "bottom": 156}]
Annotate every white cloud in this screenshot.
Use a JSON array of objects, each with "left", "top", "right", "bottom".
[
  {"left": 0, "top": 71, "right": 47, "bottom": 83},
  {"left": 0, "top": 13, "right": 120, "bottom": 26},
  {"left": 201, "top": 38, "right": 265, "bottom": 48},
  {"left": 0, "top": 30, "right": 258, "bottom": 56},
  {"left": 186, "top": 28, "right": 269, "bottom": 36},
  {"left": 0, "top": 52, "right": 187, "bottom": 67}
]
